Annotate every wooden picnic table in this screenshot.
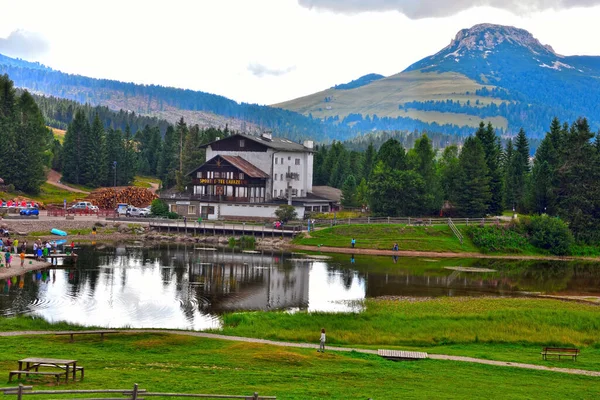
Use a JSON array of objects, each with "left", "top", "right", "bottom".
[{"left": 17, "top": 357, "right": 78, "bottom": 382}]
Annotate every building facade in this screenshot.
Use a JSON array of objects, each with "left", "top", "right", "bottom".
[{"left": 161, "top": 133, "right": 331, "bottom": 220}]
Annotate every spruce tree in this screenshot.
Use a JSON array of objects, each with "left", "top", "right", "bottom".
[
  {"left": 158, "top": 125, "right": 179, "bottom": 189},
  {"left": 121, "top": 125, "right": 137, "bottom": 185},
  {"left": 512, "top": 129, "right": 531, "bottom": 212},
  {"left": 409, "top": 134, "right": 440, "bottom": 214},
  {"left": 502, "top": 139, "right": 516, "bottom": 210},
  {"left": 82, "top": 114, "right": 108, "bottom": 187},
  {"left": 0, "top": 75, "right": 18, "bottom": 186},
  {"left": 475, "top": 122, "right": 503, "bottom": 215},
  {"left": 363, "top": 142, "right": 376, "bottom": 179},
  {"left": 104, "top": 128, "right": 124, "bottom": 187},
  {"left": 377, "top": 138, "right": 406, "bottom": 170},
  {"left": 341, "top": 175, "right": 357, "bottom": 207},
  {"left": 439, "top": 145, "right": 461, "bottom": 206},
  {"left": 13, "top": 91, "right": 48, "bottom": 193},
  {"left": 62, "top": 109, "right": 89, "bottom": 185},
  {"left": 457, "top": 137, "right": 491, "bottom": 217}
]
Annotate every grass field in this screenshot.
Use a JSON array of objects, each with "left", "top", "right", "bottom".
[
  {"left": 0, "top": 183, "right": 85, "bottom": 205},
  {"left": 133, "top": 175, "right": 161, "bottom": 189},
  {"left": 216, "top": 297, "right": 600, "bottom": 371},
  {"left": 295, "top": 224, "right": 480, "bottom": 253},
  {"left": 49, "top": 127, "right": 66, "bottom": 144},
  {"left": 0, "top": 331, "right": 598, "bottom": 399}
]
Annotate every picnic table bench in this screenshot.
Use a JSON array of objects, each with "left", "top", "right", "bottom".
[
  {"left": 9, "top": 357, "right": 82, "bottom": 383},
  {"left": 55, "top": 330, "right": 120, "bottom": 342},
  {"left": 541, "top": 347, "right": 580, "bottom": 361}
]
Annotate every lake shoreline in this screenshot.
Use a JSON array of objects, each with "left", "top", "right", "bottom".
[{"left": 0, "top": 258, "right": 51, "bottom": 280}]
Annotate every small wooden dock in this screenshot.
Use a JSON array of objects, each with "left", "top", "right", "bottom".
[{"left": 378, "top": 349, "right": 428, "bottom": 361}]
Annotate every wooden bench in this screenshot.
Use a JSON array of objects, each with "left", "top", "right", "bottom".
[
  {"left": 33, "top": 364, "right": 85, "bottom": 379},
  {"left": 378, "top": 349, "right": 428, "bottom": 361},
  {"left": 9, "top": 370, "right": 62, "bottom": 383},
  {"left": 541, "top": 347, "right": 580, "bottom": 361},
  {"left": 55, "top": 330, "right": 120, "bottom": 342}
]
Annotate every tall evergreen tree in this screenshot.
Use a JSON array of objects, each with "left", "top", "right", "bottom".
[
  {"left": 158, "top": 125, "right": 179, "bottom": 189},
  {"left": 174, "top": 117, "right": 188, "bottom": 191},
  {"left": 13, "top": 91, "right": 48, "bottom": 193},
  {"left": 363, "top": 142, "right": 376, "bottom": 179},
  {"left": 502, "top": 139, "right": 516, "bottom": 210},
  {"left": 456, "top": 137, "right": 491, "bottom": 216},
  {"left": 341, "top": 175, "right": 358, "bottom": 207},
  {"left": 512, "top": 128, "right": 531, "bottom": 212},
  {"left": 439, "top": 145, "right": 461, "bottom": 206},
  {"left": 0, "top": 75, "right": 18, "bottom": 185},
  {"left": 409, "top": 134, "right": 440, "bottom": 213},
  {"left": 62, "top": 109, "right": 89, "bottom": 185},
  {"left": 475, "top": 122, "right": 503, "bottom": 215},
  {"left": 120, "top": 125, "right": 137, "bottom": 185},
  {"left": 377, "top": 138, "right": 406, "bottom": 170},
  {"left": 82, "top": 114, "right": 107, "bottom": 187},
  {"left": 104, "top": 128, "right": 124, "bottom": 186}
]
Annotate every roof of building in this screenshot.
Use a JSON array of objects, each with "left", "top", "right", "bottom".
[
  {"left": 187, "top": 155, "right": 269, "bottom": 179},
  {"left": 311, "top": 186, "right": 342, "bottom": 203},
  {"left": 201, "top": 133, "right": 313, "bottom": 152},
  {"left": 220, "top": 155, "right": 269, "bottom": 178}
]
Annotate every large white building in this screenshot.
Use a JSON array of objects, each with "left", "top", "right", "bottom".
[{"left": 161, "top": 133, "right": 332, "bottom": 220}]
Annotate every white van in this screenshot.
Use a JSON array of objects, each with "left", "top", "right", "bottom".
[{"left": 70, "top": 201, "right": 94, "bottom": 211}]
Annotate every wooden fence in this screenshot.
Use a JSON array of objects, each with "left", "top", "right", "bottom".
[
  {"left": 0, "top": 384, "right": 275, "bottom": 400},
  {"left": 309, "top": 216, "right": 502, "bottom": 230}
]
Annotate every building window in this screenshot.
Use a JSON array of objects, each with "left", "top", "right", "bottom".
[
  {"left": 292, "top": 189, "right": 298, "bottom": 196},
  {"left": 214, "top": 172, "right": 220, "bottom": 178},
  {"left": 239, "top": 173, "right": 244, "bottom": 179},
  {"left": 295, "top": 158, "right": 300, "bottom": 165},
  {"left": 274, "top": 174, "right": 277, "bottom": 181},
  {"left": 280, "top": 190, "right": 283, "bottom": 197},
  {"left": 169, "top": 204, "right": 177, "bottom": 212},
  {"left": 197, "top": 172, "right": 202, "bottom": 178},
  {"left": 188, "top": 205, "right": 196, "bottom": 215},
  {"left": 288, "top": 156, "right": 291, "bottom": 161},
  {"left": 201, "top": 206, "right": 215, "bottom": 215},
  {"left": 280, "top": 174, "right": 283, "bottom": 181},
  {"left": 239, "top": 139, "right": 245, "bottom": 148},
  {"left": 275, "top": 158, "right": 278, "bottom": 165},
  {"left": 281, "top": 157, "right": 284, "bottom": 164},
  {"left": 274, "top": 190, "right": 277, "bottom": 198},
  {"left": 301, "top": 190, "right": 304, "bottom": 196}
]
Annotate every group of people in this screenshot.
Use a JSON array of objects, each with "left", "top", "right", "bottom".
[{"left": 1, "top": 238, "right": 26, "bottom": 269}]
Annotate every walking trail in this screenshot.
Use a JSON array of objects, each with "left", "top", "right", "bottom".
[
  {"left": 1, "top": 330, "right": 598, "bottom": 378},
  {"left": 46, "top": 170, "right": 89, "bottom": 194}
]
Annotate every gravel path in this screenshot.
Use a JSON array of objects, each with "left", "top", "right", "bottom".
[
  {"left": 1, "top": 330, "right": 598, "bottom": 377},
  {"left": 46, "top": 170, "right": 90, "bottom": 194}
]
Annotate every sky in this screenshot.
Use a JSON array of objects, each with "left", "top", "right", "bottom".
[{"left": 2, "top": 0, "right": 600, "bottom": 105}]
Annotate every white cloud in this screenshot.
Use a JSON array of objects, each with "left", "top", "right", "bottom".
[
  {"left": 0, "top": 29, "right": 49, "bottom": 59},
  {"left": 248, "top": 63, "right": 296, "bottom": 77},
  {"left": 298, "top": 0, "right": 600, "bottom": 19}
]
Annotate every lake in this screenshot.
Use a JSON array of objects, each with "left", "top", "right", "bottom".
[{"left": 1, "top": 244, "right": 599, "bottom": 330}]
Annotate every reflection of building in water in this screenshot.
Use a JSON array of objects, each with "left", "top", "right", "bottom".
[{"left": 188, "top": 251, "right": 309, "bottom": 312}]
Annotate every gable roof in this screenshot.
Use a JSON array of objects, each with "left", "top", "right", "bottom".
[
  {"left": 200, "top": 133, "right": 313, "bottom": 152},
  {"left": 187, "top": 155, "right": 269, "bottom": 179}
]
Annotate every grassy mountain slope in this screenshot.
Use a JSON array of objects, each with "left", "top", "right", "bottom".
[
  {"left": 274, "top": 70, "right": 508, "bottom": 129},
  {"left": 275, "top": 24, "right": 600, "bottom": 137}
]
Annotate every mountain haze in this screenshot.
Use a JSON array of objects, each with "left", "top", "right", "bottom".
[{"left": 275, "top": 24, "right": 600, "bottom": 137}]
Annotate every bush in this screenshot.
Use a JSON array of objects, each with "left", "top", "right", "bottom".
[
  {"left": 274, "top": 205, "right": 297, "bottom": 223},
  {"left": 525, "top": 216, "right": 573, "bottom": 256},
  {"left": 465, "top": 225, "right": 530, "bottom": 253},
  {"left": 167, "top": 211, "right": 179, "bottom": 219},
  {"left": 150, "top": 199, "right": 169, "bottom": 217}
]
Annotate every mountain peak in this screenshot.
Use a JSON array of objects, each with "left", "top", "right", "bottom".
[{"left": 443, "top": 23, "right": 559, "bottom": 57}]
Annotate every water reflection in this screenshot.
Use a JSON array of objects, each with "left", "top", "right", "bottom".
[{"left": 1, "top": 245, "right": 599, "bottom": 330}]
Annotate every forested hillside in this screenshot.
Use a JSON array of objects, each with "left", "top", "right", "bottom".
[{"left": 0, "top": 55, "right": 352, "bottom": 142}]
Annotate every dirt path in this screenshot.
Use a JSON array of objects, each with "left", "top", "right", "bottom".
[
  {"left": 290, "top": 245, "right": 600, "bottom": 262},
  {"left": 46, "top": 170, "right": 90, "bottom": 194},
  {"left": 1, "top": 329, "right": 598, "bottom": 377},
  {"left": 148, "top": 182, "right": 159, "bottom": 194}
]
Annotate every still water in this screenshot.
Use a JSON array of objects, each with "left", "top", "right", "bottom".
[{"left": 1, "top": 244, "right": 599, "bottom": 330}]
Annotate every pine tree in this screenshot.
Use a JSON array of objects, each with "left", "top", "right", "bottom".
[
  {"left": 439, "top": 145, "right": 461, "bottom": 205},
  {"left": 512, "top": 129, "right": 531, "bottom": 212},
  {"left": 377, "top": 138, "right": 406, "bottom": 170},
  {"left": 0, "top": 75, "right": 18, "bottom": 186},
  {"left": 12, "top": 91, "right": 48, "bottom": 193},
  {"left": 341, "top": 175, "right": 357, "bottom": 207},
  {"left": 363, "top": 142, "right": 376, "bottom": 179},
  {"left": 120, "top": 125, "right": 137, "bottom": 185},
  {"left": 502, "top": 139, "right": 516, "bottom": 210},
  {"left": 175, "top": 117, "right": 188, "bottom": 191},
  {"left": 82, "top": 114, "right": 107, "bottom": 187},
  {"left": 104, "top": 128, "right": 123, "bottom": 187},
  {"left": 409, "top": 134, "right": 440, "bottom": 214},
  {"left": 475, "top": 122, "right": 503, "bottom": 215},
  {"left": 457, "top": 137, "right": 491, "bottom": 217},
  {"left": 158, "top": 125, "right": 179, "bottom": 189},
  {"left": 62, "top": 109, "right": 89, "bottom": 185}
]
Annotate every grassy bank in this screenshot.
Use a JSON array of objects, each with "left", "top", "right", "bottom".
[
  {"left": 0, "top": 332, "right": 598, "bottom": 399},
  {"left": 216, "top": 297, "right": 600, "bottom": 371},
  {"left": 294, "top": 224, "right": 479, "bottom": 252},
  {"left": 0, "top": 183, "right": 84, "bottom": 205}
]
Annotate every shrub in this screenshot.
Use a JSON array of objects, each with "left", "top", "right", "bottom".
[
  {"left": 167, "top": 211, "right": 179, "bottom": 219},
  {"left": 150, "top": 199, "right": 169, "bottom": 217},
  {"left": 274, "top": 205, "right": 297, "bottom": 223},
  {"left": 465, "top": 225, "right": 529, "bottom": 253},
  {"left": 525, "top": 216, "right": 573, "bottom": 256}
]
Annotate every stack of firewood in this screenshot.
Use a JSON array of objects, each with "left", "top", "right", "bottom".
[{"left": 86, "top": 187, "right": 158, "bottom": 209}]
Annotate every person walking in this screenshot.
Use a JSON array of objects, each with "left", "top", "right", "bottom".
[
  {"left": 318, "top": 328, "right": 326, "bottom": 353},
  {"left": 19, "top": 251, "right": 25, "bottom": 268},
  {"left": 351, "top": 238, "right": 356, "bottom": 249},
  {"left": 5, "top": 249, "right": 12, "bottom": 268}
]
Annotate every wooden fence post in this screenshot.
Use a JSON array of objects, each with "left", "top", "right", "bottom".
[
  {"left": 131, "top": 383, "right": 139, "bottom": 400},
  {"left": 17, "top": 384, "right": 23, "bottom": 400},
  {"left": 387, "top": 217, "right": 390, "bottom": 224},
  {"left": 253, "top": 392, "right": 259, "bottom": 400}
]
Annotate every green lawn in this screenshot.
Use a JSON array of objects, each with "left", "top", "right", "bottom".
[
  {"left": 133, "top": 176, "right": 161, "bottom": 189},
  {"left": 0, "top": 183, "right": 85, "bottom": 206},
  {"left": 295, "top": 224, "right": 480, "bottom": 253},
  {"left": 215, "top": 297, "right": 600, "bottom": 372},
  {"left": 0, "top": 332, "right": 597, "bottom": 399}
]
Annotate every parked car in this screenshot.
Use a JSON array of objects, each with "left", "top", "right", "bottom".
[
  {"left": 126, "top": 206, "right": 144, "bottom": 217},
  {"left": 69, "top": 201, "right": 94, "bottom": 211},
  {"left": 116, "top": 203, "right": 129, "bottom": 216},
  {"left": 88, "top": 205, "right": 99, "bottom": 212},
  {"left": 20, "top": 206, "right": 39, "bottom": 216}
]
